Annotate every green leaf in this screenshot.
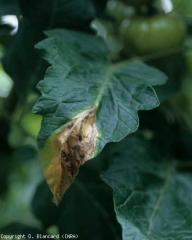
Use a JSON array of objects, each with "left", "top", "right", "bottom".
[
  {"left": 32, "top": 29, "right": 167, "bottom": 204},
  {"left": 33, "top": 29, "right": 167, "bottom": 149},
  {"left": 101, "top": 135, "right": 192, "bottom": 240}
]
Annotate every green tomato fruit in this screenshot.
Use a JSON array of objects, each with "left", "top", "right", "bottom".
[{"left": 121, "top": 14, "right": 186, "bottom": 55}]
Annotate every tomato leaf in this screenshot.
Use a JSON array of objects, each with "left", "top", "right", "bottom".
[
  {"left": 33, "top": 29, "right": 167, "bottom": 204},
  {"left": 101, "top": 135, "right": 192, "bottom": 240}
]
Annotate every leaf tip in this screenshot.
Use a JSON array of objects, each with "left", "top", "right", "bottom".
[{"left": 41, "top": 106, "right": 99, "bottom": 204}]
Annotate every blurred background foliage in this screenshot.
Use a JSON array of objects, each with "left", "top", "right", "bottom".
[{"left": 1, "top": 0, "right": 192, "bottom": 239}]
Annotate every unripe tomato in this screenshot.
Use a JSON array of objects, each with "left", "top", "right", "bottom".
[{"left": 121, "top": 14, "right": 186, "bottom": 55}]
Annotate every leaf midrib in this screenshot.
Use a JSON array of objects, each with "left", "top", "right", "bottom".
[
  {"left": 94, "top": 62, "right": 127, "bottom": 107},
  {"left": 95, "top": 65, "right": 112, "bottom": 106},
  {"left": 147, "top": 162, "right": 176, "bottom": 236}
]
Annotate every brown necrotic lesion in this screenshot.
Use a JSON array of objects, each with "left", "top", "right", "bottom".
[
  {"left": 45, "top": 107, "right": 98, "bottom": 205},
  {"left": 60, "top": 108, "right": 97, "bottom": 177}
]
